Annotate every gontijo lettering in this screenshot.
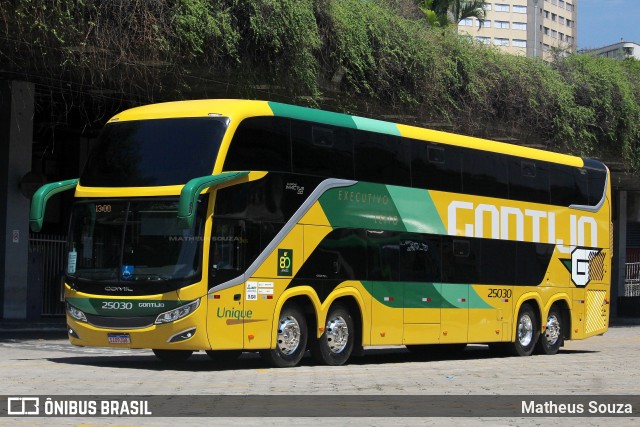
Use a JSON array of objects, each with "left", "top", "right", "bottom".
[{"left": 448, "top": 201, "right": 598, "bottom": 253}]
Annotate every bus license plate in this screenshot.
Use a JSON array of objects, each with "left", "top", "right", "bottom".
[{"left": 108, "top": 333, "right": 131, "bottom": 344}]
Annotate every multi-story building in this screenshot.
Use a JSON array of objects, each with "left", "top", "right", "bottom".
[
  {"left": 581, "top": 41, "right": 640, "bottom": 61},
  {"left": 457, "top": 0, "right": 578, "bottom": 59}
]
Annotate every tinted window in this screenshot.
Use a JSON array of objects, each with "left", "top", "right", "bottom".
[
  {"left": 515, "top": 242, "right": 554, "bottom": 286},
  {"left": 367, "top": 230, "right": 400, "bottom": 281},
  {"left": 588, "top": 169, "right": 607, "bottom": 205},
  {"left": 355, "top": 133, "right": 410, "bottom": 186},
  {"left": 509, "top": 159, "right": 550, "bottom": 204},
  {"left": 481, "top": 239, "right": 516, "bottom": 284},
  {"left": 411, "top": 141, "right": 462, "bottom": 193},
  {"left": 297, "top": 229, "right": 367, "bottom": 280},
  {"left": 462, "top": 150, "right": 509, "bottom": 199},
  {"left": 399, "top": 234, "right": 442, "bottom": 282},
  {"left": 291, "top": 121, "right": 354, "bottom": 179},
  {"left": 81, "top": 118, "right": 227, "bottom": 187},
  {"left": 550, "top": 165, "right": 588, "bottom": 206},
  {"left": 224, "top": 117, "right": 291, "bottom": 173},
  {"left": 442, "top": 238, "right": 481, "bottom": 283}
]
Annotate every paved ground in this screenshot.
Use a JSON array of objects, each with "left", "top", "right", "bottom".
[{"left": 0, "top": 325, "right": 638, "bottom": 426}]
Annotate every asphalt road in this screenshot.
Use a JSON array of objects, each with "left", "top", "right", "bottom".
[{"left": 0, "top": 325, "right": 638, "bottom": 426}]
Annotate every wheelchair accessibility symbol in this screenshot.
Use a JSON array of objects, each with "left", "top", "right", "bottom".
[{"left": 121, "top": 265, "right": 134, "bottom": 280}]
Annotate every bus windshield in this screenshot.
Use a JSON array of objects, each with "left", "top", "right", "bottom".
[
  {"left": 80, "top": 117, "right": 228, "bottom": 187},
  {"left": 67, "top": 198, "right": 206, "bottom": 286}
]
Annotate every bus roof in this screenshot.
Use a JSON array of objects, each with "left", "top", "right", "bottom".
[{"left": 110, "top": 99, "right": 586, "bottom": 168}]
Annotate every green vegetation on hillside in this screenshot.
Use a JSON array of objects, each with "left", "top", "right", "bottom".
[{"left": 1, "top": 0, "right": 639, "bottom": 169}]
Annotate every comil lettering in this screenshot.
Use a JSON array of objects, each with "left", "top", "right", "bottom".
[{"left": 447, "top": 201, "right": 598, "bottom": 253}]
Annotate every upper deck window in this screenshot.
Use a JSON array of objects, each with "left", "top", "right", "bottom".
[{"left": 81, "top": 117, "right": 227, "bottom": 187}]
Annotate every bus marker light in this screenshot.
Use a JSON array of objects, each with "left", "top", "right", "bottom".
[
  {"left": 443, "top": 331, "right": 448, "bottom": 336},
  {"left": 319, "top": 327, "right": 325, "bottom": 332},
  {"left": 380, "top": 332, "right": 385, "bottom": 337},
  {"left": 248, "top": 334, "right": 254, "bottom": 340},
  {"left": 213, "top": 295, "right": 221, "bottom": 299},
  {"left": 422, "top": 297, "right": 432, "bottom": 302},
  {"left": 495, "top": 330, "right": 500, "bottom": 334},
  {"left": 502, "top": 299, "right": 509, "bottom": 302},
  {"left": 458, "top": 298, "right": 466, "bottom": 303},
  {"left": 383, "top": 297, "right": 394, "bottom": 302}
]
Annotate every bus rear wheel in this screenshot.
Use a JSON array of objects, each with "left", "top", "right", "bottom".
[
  {"left": 508, "top": 303, "right": 539, "bottom": 356},
  {"left": 311, "top": 303, "right": 354, "bottom": 366},
  {"left": 535, "top": 306, "right": 563, "bottom": 355},
  {"left": 152, "top": 349, "right": 193, "bottom": 362},
  {"left": 261, "top": 303, "right": 308, "bottom": 368}
]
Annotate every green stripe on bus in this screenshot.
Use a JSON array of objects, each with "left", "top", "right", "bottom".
[
  {"left": 318, "top": 182, "right": 407, "bottom": 231},
  {"left": 268, "top": 101, "right": 357, "bottom": 129},
  {"left": 362, "top": 282, "right": 493, "bottom": 309},
  {"left": 352, "top": 116, "right": 401, "bottom": 135},
  {"left": 66, "top": 297, "right": 183, "bottom": 317},
  {"left": 386, "top": 186, "right": 446, "bottom": 234}
]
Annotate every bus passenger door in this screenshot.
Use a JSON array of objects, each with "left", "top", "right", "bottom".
[{"left": 206, "top": 219, "right": 248, "bottom": 350}]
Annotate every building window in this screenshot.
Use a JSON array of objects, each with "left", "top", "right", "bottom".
[
  {"left": 544, "top": 10, "right": 550, "bottom": 18},
  {"left": 494, "top": 38, "right": 509, "bottom": 46},
  {"left": 567, "top": 19, "right": 574, "bottom": 28},
  {"left": 512, "top": 39, "right": 527, "bottom": 48},
  {"left": 476, "top": 36, "right": 491, "bottom": 44},
  {"left": 512, "top": 22, "right": 527, "bottom": 31},
  {"left": 551, "top": 30, "right": 558, "bottom": 39},
  {"left": 495, "top": 3, "right": 509, "bottom": 12},
  {"left": 513, "top": 5, "right": 527, "bottom": 13},
  {"left": 559, "top": 0, "right": 565, "bottom": 8},
  {"left": 543, "top": 27, "right": 549, "bottom": 35},
  {"left": 460, "top": 18, "right": 473, "bottom": 26},
  {"left": 552, "top": 13, "right": 557, "bottom": 21},
  {"left": 479, "top": 20, "right": 491, "bottom": 28},
  {"left": 566, "top": 3, "right": 574, "bottom": 12},
  {"left": 484, "top": 3, "right": 492, "bottom": 11},
  {"left": 494, "top": 20, "right": 510, "bottom": 29},
  {"left": 559, "top": 33, "right": 564, "bottom": 41},
  {"left": 559, "top": 16, "right": 565, "bottom": 25}
]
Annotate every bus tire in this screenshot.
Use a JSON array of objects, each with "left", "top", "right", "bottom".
[
  {"left": 509, "top": 303, "right": 539, "bottom": 356},
  {"left": 152, "top": 349, "right": 193, "bottom": 362},
  {"left": 535, "top": 306, "right": 563, "bottom": 355},
  {"left": 205, "top": 350, "right": 242, "bottom": 363},
  {"left": 261, "top": 303, "right": 308, "bottom": 368},
  {"left": 311, "top": 303, "right": 354, "bottom": 366}
]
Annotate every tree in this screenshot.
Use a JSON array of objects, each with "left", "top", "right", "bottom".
[{"left": 416, "top": 0, "right": 487, "bottom": 26}]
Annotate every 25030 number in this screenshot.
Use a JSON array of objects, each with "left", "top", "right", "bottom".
[
  {"left": 487, "top": 288, "right": 512, "bottom": 299},
  {"left": 102, "top": 301, "right": 133, "bottom": 310}
]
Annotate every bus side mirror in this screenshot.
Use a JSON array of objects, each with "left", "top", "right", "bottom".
[{"left": 30, "top": 179, "right": 79, "bottom": 232}]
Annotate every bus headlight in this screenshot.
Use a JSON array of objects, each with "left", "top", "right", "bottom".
[
  {"left": 67, "top": 303, "right": 87, "bottom": 323},
  {"left": 154, "top": 299, "right": 200, "bottom": 325}
]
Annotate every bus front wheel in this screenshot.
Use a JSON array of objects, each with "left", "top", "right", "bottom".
[
  {"left": 509, "top": 303, "right": 539, "bottom": 356},
  {"left": 535, "top": 306, "right": 563, "bottom": 355},
  {"left": 152, "top": 349, "right": 193, "bottom": 362},
  {"left": 311, "top": 303, "right": 354, "bottom": 366},
  {"left": 261, "top": 303, "right": 308, "bottom": 368}
]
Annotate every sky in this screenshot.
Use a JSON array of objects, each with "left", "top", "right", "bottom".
[{"left": 578, "top": 0, "right": 640, "bottom": 49}]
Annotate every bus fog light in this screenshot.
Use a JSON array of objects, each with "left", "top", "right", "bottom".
[
  {"left": 168, "top": 328, "right": 197, "bottom": 343},
  {"left": 67, "top": 325, "right": 80, "bottom": 339},
  {"left": 67, "top": 303, "right": 87, "bottom": 323},
  {"left": 155, "top": 299, "right": 200, "bottom": 324}
]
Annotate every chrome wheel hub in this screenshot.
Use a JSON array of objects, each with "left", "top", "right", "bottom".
[
  {"left": 517, "top": 314, "right": 534, "bottom": 347},
  {"left": 326, "top": 315, "right": 349, "bottom": 354},
  {"left": 544, "top": 314, "right": 561, "bottom": 346},
  {"left": 277, "top": 316, "right": 301, "bottom": 355}
]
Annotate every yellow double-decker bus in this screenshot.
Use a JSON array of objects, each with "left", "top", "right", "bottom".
[{"left": 31, "top": 100, "right": 611, "bottom": 367}]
